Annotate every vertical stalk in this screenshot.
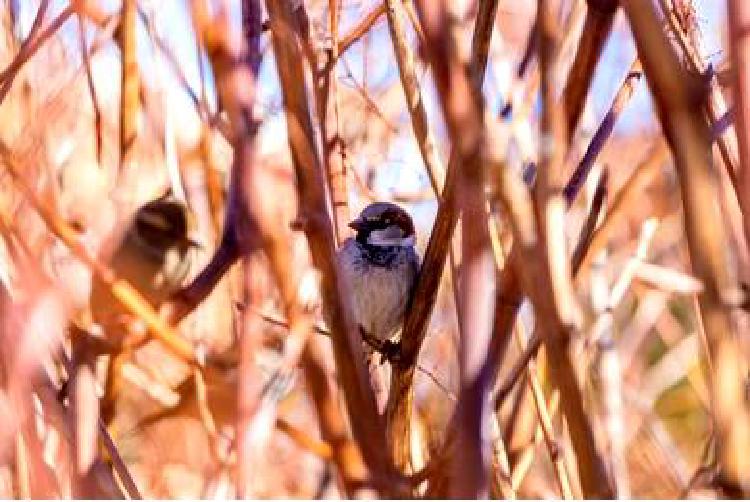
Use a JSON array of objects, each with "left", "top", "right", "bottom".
[
  {"left": 729, "top": 0, "right": 750, "bottom": 255},
  {"left": 118, "top": 0, "right": 139, "bottom": 179},
  {"left": 623, "top": 0, "right": 750, "bottom": 493}
]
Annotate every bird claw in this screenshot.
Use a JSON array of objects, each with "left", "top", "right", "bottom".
[
  {"left": 359, "top": 326, "right": 402, "bottom": 364},
  {"left": 379, "top": 339, "right": 402, "bottom": 365}
]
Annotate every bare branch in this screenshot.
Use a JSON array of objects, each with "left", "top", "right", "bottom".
[
  {"left": 412, "top": 2, "right": 496, "bottom": 496},
  {"left": 385, "top": 0, "right": 445, "bottom": 194},
  {"left": 563, "top": 0, "right": 619, "bottom": 138},
  {"left": 118, "top": 0, "right": 139, "bottom": 180},
  {"left": 264, "top": 0, "right": 398, "bottom": 491},
  {"left": 387, "top": 0, "right": 500, "bottom": 483},
  {"left": 623, "top": 0, "right": 750, "bottom": 492}
]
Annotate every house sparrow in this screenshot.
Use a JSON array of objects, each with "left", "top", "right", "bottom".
[
  {"left": 87, "top": 194, "right": 201, "bottom": 427},
  {"left": 90, "top": 194, "right": 200, "bottom": 340},
  {"left": 337, "top": 202, "right": 420, "bottom": 361}
]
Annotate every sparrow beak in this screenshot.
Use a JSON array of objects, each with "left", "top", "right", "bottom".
[
  {"left": 181, "top": 233, "right": 204, "bottom": 250},
  {"left": 348, "top": 218, "right": 366, "bottom": 231}
]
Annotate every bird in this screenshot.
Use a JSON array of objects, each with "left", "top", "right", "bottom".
[
  {"left": 337, "top": 202, "right": 420, "bottom": 363},
  {"left": 86, "top": 194, "right": 201, "bottom": 427},
  {"left": 89, "top": 194, "right": 200, "bottom": 337}
]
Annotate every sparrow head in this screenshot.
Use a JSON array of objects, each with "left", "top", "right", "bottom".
[
  {"left": 132, "top": 195, "right": 201, "bottom": 257},
  {"left": 349, "top": 202, "right": 415, "bottom": 248}
]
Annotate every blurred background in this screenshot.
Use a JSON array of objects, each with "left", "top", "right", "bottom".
[{"left": 0, "top": 0, "right": 746, "bottom": 498}]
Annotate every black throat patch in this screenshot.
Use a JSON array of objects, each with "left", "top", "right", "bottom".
[{"left": 361, "top": 243, "right": 402, "bottom": 268}]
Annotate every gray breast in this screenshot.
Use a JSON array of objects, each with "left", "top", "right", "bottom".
[{"left": 337, "top": 239, "right": 419, "bottom": 340}]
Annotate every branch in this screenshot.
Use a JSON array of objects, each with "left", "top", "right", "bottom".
[
  {"left": 494, "top": 143, "right": 667, "bottom": 410},
  {"left": 622, "top": 0, "right": 750, "bottom": 492},
  {"left": 57, "top": 352, "right": 143, "bottom": 499},
  {"left": 728, "top": 0, "right": 750, "bottom": 257},
  {"left": 118, "top": 0, "right": 139, "bottom": 178},
  {"left": 386, "top": 0, "right": 499, "bottom": 483},
  {"left": 515, "top": 322, "right": 574, "bottom": 499},
  {"left": 573, "top": 142, "right": 669, "bottom": 275},
  {"left": 659, "top": 0, "right": 739, "bottom": 192},
  {"left": 487, "top": 34, "right": 650, "bottom": 425},
  {"left": 562, "top": 0, "right": 619, "bottom": 138},
  {"left": 264, "top": 1, "right": 399, "bottom": 492},
  {"left": 509, "top": 2, "right": 613, "bottom": 496},
  {"left": 337, "top": 2, "right": 386, "bottom": 57},
  {"left": 0, "top": 0, "right": 50, "bottom": 81},
  {"left": 412, "top": 1, "right": 496, "bottom": 497},
  {"left": 385, "top": 0, "right": 445, "bottom": 194},
  {"left": 564, "top": 58, "right": 643, "bottom": 206},
  {"left": 0, "top": 5, "right": 73, "bottom": 106},
  {"left": 77, "top": 14, "right": 103, "bottom": 165},
  {"left": 570, "top": 167, "right": 609, "bottom": 275},
  {"left": 309, "top": 0, "right": 350, "bottom": 246}
]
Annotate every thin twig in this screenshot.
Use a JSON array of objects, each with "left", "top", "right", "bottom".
[
  {"left": 0, "top": 0, "right": 50, "bottom": 85},
  {"left": 76, "top": 14, "right": 103, "bottom": 165},
  {"left": 98, "top": 418, "right": 142, "bottom": 499},
  {"left": 118, "top": 0, "right": 139, "bottom": 178},
  {"left": 0, "top": 6, "right": 74, "bottom": 105},
  {"left": 573, "top": 142, "right": 669, "bottom": 275},
  {"left": 660, "top": 0, "right": 740, "bottom": 192},
  {"left": 339, "top": 61, "right": 400, "bottom": 134},
  {"left": 570, "top": 167, "right": 609, "bottom": 274},
  {"left": 250, "top": 306, "right": 457, "bottom": 401},
  {"left": 514, "top": 321, "right": 574, "bottom": 499},
  {"left": 276, "top": 417, "right": 333, "bottom": 460},
  {"left": 508, "top": 390, "right": 562, "bottom": 493},
  {"left": 337, "top": 2, "right": 386, "bottom": 57},
  {"left": 563, "top": 58, "right": 643, "bottom": 206}
]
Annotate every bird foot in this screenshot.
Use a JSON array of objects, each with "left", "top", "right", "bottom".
[
  {"left": 379, "top": 339, "right": 402, "bottom": 365},
  {"left": 359, "top": 326, "right": 402, "bottom": 364}
]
